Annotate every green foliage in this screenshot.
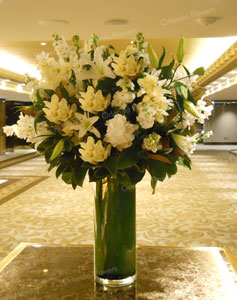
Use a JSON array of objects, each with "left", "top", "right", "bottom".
[
  {"left": 158, "top": 47, "right": 166, "bottom": 69},
  {"left": 193, "top": 67, "right": 205, "bottom": 76},
  {"left": 118, "top": 146, "right": 141, "bottom": 169}
]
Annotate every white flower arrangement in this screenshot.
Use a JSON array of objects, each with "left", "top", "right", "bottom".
[{"left": 3, "top": 33, "right": 213, "bottom": 191}]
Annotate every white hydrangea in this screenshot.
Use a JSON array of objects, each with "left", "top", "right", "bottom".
[
  {"left": 142, "top": 133, "right": 163, "bottom": 153},
  {"left": 43, "top": 94, "right": 77, "bottom": 124},
  {"left": 104, "top": 114, "right": 139, "bottom": 151},
  {"left": 136, "top": 102, "right": 156, "bottom": 129},
  {"left": 111, "top": 90, "right": 135, "bottom": 110},
  {"left": 79, "top": 86, "right": 111, "bottom": 114},
  {"left": 79, "top": 136, "right": 111, "bottom": 165}
]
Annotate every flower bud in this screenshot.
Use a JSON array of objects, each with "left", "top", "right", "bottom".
[
  {"left": 184, "top": 100, "right": 200, "bottom": 118},
  {"left": 148, "top": 43, "right": 159, "bottom": 69}
]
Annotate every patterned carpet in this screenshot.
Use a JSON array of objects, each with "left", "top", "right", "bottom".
[{"left": 0, "top": 151, "right": 236, "bottom": 261}]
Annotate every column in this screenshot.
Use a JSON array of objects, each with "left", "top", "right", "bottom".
[{"left": 0, "top": 100, "right": 6, "bottom": 155}]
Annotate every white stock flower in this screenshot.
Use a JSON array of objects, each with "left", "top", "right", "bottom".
[
  {"left": 172, "top": 133, "right": 199, "bottom": 157},
  {"left": 3, "top": 113, "right": 52, "bottom": 148},
  {"left": 176, "top": 99, "right": 214, "bottom": 130},
  {"left": 111, "top": 78, "right": 135, "bottom": 109},
  {"left": 79, "top": 86, "right": 110, "bottom": 114},
  {"left": 43, "top": 94, "right": 77, "bottom": 124},
  {"left": 197, "top": 99, "right": 213, "bottom": 124},
  {"left": 104, "top": 114, "right": 139, "bottom": 151},
  {"left": 136, "top": 102, "right": 156, "bottom": 129},
  {"left": 142, "top": 133, "right": 163, "bottom": 153},
  {"left": 79, "top": 136, "right": 111, "bottom": 165},
  {"left": 3, "top": 126, "right": 14, "bottom": 136}
]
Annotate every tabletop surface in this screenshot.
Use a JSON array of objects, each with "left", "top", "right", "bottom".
[{"left": 0, "top": 244, "right": 237, "bottom": 300}]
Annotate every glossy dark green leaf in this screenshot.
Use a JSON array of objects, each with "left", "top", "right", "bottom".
[
  {"left": 104, "top": 153, "right": 119, "bottom": 175},
  {"left": 158, "top": 46, "right": 166, "bottom": 69}
]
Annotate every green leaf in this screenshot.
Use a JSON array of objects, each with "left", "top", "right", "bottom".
[
  {"left": 177, "top": 156, "right": 192, "bottom": 170},
  {"left": 45, "top": 89, "right": 55, "bottom": 97},
  {"left": 160, "top": 59, "right": 175, "bottom": 80},
  {"left": 193, "top": 67, "right": 205, "bottom": 76},
  {"left": 104, "top": 154, "right": 119, "bottom": 175},
  {"left": 60, "top": 82, "right": 69, "bottom": 99},
  {"left": 118, "top": 147, "right": 140, "bottom": 170},
  {"left": 50, "top": 139, "right": 64, "bottom": 161},
  {"left": 35, "top": 89, "right": 44, "bottom": 105},
  {"left": 74, "top": 166, "right": 88, "bottom": 187},
  {"left": 117, "top": 171, "right": 131, "bottom": 185},
  {"left": 176, "top": 36, "right": 185, "bottom": 63},
  {"left": 94, "top": 166, "right": 109, "bottom": 179},
  {"left": 182, "top": 65, "right": 191, "bottom": 78},
  {"left": 175, "top": 86, "right": 185, "bottom": 113},
  {"left": 56, "top": 164, "right": 68, "bottom": 178},
  {"left": 125, "top": 166, "right": 145, "bottom": 185},
  {"left": 148, "top": 43, "right": 159, "bottom": 69},
  {"left": 62, "top": 172, "right": 72, "bottom": 184},
  {"left": 151, "top": 176, "right": 158, "bottom": 194},
  {"left": 180, "top": 85, "right": 188, "bottom": 100},
  {"left": 158, "top": 46, "right": 166, "bottom": 69}
]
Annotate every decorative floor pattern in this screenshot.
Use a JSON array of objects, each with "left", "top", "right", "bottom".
[{"left": 0, "top": 151, "right": 236, "bottom": 261}]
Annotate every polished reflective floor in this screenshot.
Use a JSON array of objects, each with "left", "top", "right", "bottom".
[{"left": 0, "top": 150, "right": 236, "bottom": 261}]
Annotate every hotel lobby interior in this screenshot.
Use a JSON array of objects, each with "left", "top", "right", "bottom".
[{"left": 0, "top": 0, "right": 237, "bottom": 299}]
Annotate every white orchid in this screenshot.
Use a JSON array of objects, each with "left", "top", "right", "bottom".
[
  {"left": 79, "top": 136, "right": 111, "bottom": 165},
  {"left": 43, "top": 94, "right": 77, "bottom": 124},
  {"left": 79, "top": 86, "right": 110, "bottom": 114}
]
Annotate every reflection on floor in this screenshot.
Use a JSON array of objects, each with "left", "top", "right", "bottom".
[
  {"left": 0, "top": 150, "right": 236, "bottom": 261},
  {"left": 0, "top": 149, "right": 38, "bottom": 169}
]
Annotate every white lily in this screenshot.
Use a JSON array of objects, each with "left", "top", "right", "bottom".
[
  {"left": 93, "top": 47, "right": 116, "bottom": 79},
  {"left": 172, "top": 133, "right": 199, "bottom": 157},
  {"left": 75, "top": 112, "right": 100, "bottom": 138}
]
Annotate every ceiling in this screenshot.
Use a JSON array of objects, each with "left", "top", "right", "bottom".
[
  {"left": 0, "top": 0, "right": 236, "bottom": 101},
  {"left": 209, "top": 84, "right": 237, "bottom": 100},
  {"left": 0, "top": 0, "right": 236, "bottom": 42}
]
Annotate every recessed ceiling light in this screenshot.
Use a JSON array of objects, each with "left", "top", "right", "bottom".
[
  {"left": 196, "top": 16, "right": 220, "bottom": 26},
  {"left": 105, "top": 19, "right": 129, "bottom": 25},
  {"left": 38, "top": 19, "right": 69, "bottom": 26},
  {"left": 41, "top": 42, "right": 46, "bottom": 46}
]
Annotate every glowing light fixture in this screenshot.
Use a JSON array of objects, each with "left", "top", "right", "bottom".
[{"left": 0, "top": 51, "right": 40, "bottom": 79}]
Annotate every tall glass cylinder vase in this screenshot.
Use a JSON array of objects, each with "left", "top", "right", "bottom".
[{"left": 94, "top": 177, "right": 136, "bottom": 287}]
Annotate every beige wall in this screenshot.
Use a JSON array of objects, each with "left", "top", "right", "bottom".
[
  {"left": 0, "top": 100, "right": 6, "bottom": 154},
  {"left": 204, "top": 103, "right": 237, "bottom": 143}
]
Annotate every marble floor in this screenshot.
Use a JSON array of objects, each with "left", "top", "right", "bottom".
[{"left": 0, "top": 150, "right": 237, "bottom": 261}]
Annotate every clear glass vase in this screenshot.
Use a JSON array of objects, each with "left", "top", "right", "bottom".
[{"left": 94, "top": 177, "right": 136, "bottom": 287}]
